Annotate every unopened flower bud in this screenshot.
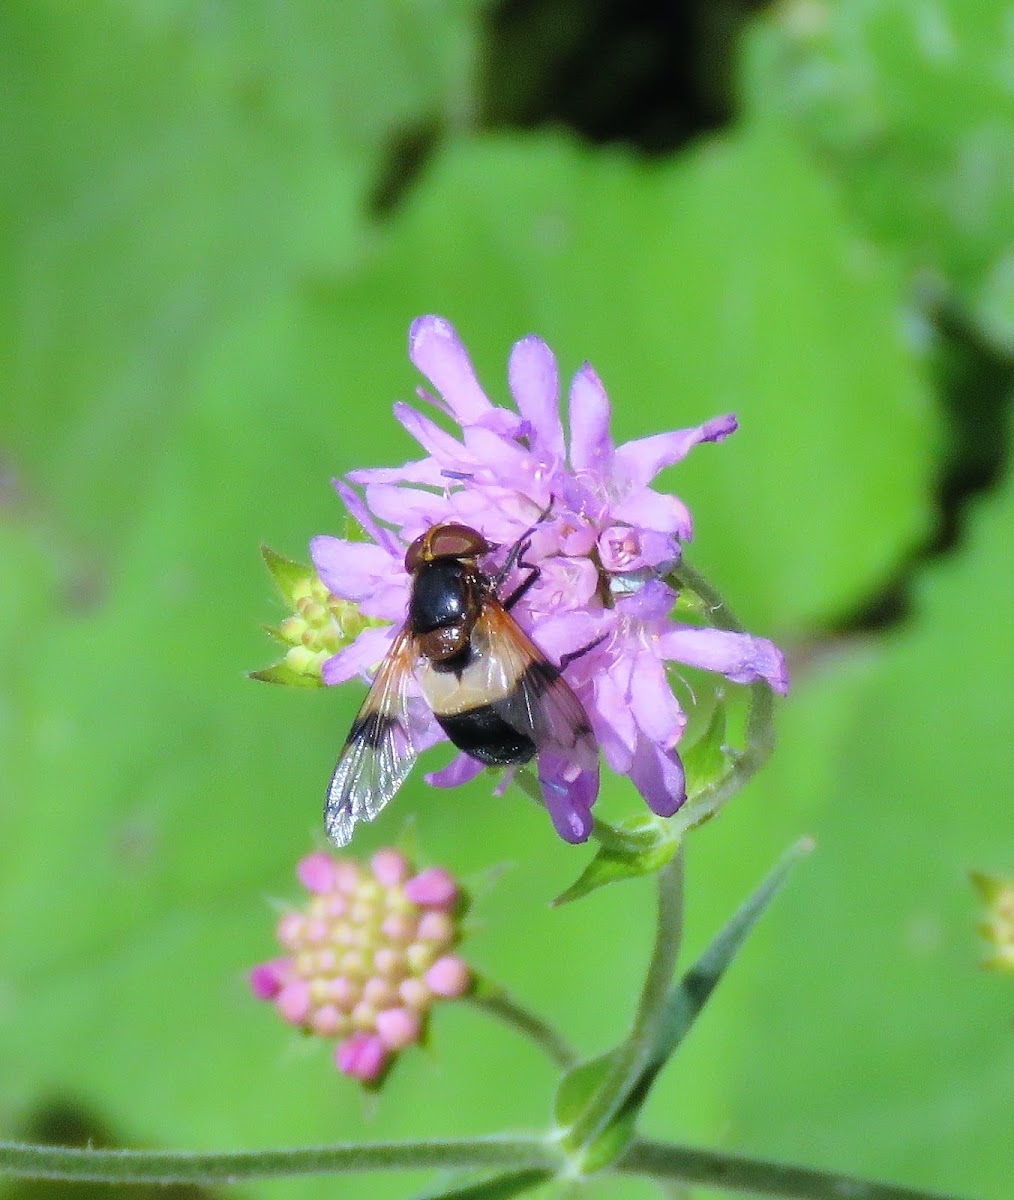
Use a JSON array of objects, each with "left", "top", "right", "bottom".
[
  {"left": 251, "top": 847, "right": 472, "bottom": 1086},
  {"left": 335, "top": 1033, "right": 387, "bottom": 1083}
]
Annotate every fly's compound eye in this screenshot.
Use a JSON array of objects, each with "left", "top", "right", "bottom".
[
  {"left": 426, "top": 524, "right": 490, "bottom": 562},
  {"left": 404, "top": 531, "right": 428, "bottom": 574},
  {"left": 406, "top": 524, "right": 490, "bottom": 573}
]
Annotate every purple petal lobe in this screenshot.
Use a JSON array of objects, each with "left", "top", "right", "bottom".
[
  {"left": 394, "top": 401, "right": 472, "bottom": 469},
  {"left": 568, "top": 364, "right": 614, "bottom": 473},
  {"left": 615, "top": 414, "right": 738, "bottom": 486},
  {"left": 659, "top": 625, "right": 790, "bottom": 693},
  {"left": 347, "top": 458, "right": 446, "bottom": 487},
  {"left": 610, "top": 489, "right": 693, "bottom": 539},
  {"left": 425, "top": 752, "right": 485, "bottom": 789},
  {"left": 628, "top": 737, "right": 687, "bottom": 817},
  {"left": 629, "top": 652, "right": 687, "bottom": 750},
  {"left": 331, "top": 478, "right": 399, "bottom": 555},
  {"left": 408, "top": 316, "right": 493, "bottom": 424},
  {"left": 321, "top": 626, "right": 396, "bottom": 685},
  {"left": 310, "top": 537, "right": 397, "bottom": 600},
  {"left": 537, "top": 752, "right": 597, "bottom": 843},
  {"left": 509, "top": 335, "right": 565, "bottom": 460}
]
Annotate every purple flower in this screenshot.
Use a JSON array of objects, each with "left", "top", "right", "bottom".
[{"left": 312, "top": 317, "right": 788, "bottom": 841}]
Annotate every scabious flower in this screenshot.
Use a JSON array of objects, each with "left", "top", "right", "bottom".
[
  {"left": 311, "top": 316, "right": 788, "bottom": 843},
  {"left": 251, "top": 849, "right": 471, "bottom": 1084}
]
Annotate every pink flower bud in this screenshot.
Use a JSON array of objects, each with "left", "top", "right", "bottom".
[
  {"left": 373, "top": 947, "right": 403, "bottom": 979},
  {"left": 398, "top": 977, "right": 431, "bottom": 1010},
  {"left": 404, "top": 867, "right": 459, "bottom": 910},
  {"left": 362, "top": 977, "right": 396, "bottom": 1009},
  {"left": 370, "top": 848, "right": 410, "bottom": 887},
  {"left": 297, "top": 852, "right": 338, "bottom": 894},
  {"left": 276, "top": 912, "right": 305, "bottom": 948},
  {"left": 276, "top": 979, "right": 311, "bottom": 1025},
  {"left": 425, "top": 955, "right": 471, "bottom": 998},
  {"left": 249, "top": 959, "right": 291, "bottom": 1000},
  {"left": 303, "top": 918, "right": 329, "bottom": 944},
  {"left": 352, "top": 1000, "right": 376, "bottom": 1030},
  {"left": 325, "top": 894, "right": 347, "bottom": 918},
  {"left": 406, "top": 942, "right": 437, "bottom": 973},
  {"left": 375, "top": 1006, "right": 422, "bottom": 1050},
  {"left": 323, "top": 976, "right": 359, "bottom": 1008},
  {"left": 336, "top": 1033, "right": 387, "bottom": 1082},
  {"left": 381, "top": 912, "right": 417, "bottom": 944},
  {"left": 416, "top": 910, "right": 454, "bottom": 944},
  {"left": 310, "top": 1004, "right": 347, "bottom": 1037},
  {"left": 332, "top": 859, "right": 362, "bottom": 894}
]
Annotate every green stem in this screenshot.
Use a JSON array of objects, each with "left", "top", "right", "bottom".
[
  {"left": 467, "top": 985, "right": 578, "bottom": 1070},
  {"left": 618, "top": 1139, "right": 975, "bottom": 1200},
  {"left": 666, "top": 559, "right": 777, "bottom": 831},
  {"left": 0, "top": 1137, "right": 559, "bottom": 1186},
  {"left": 564, "top": 847, "right": 685, "bottom": 1150}
]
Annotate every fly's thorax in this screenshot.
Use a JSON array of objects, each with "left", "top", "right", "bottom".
[{"left": 409, "top": 559, "right": 486, "bottom": 661}]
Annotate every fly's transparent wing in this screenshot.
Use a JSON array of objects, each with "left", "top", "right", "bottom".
[
  {"left": 473, "top": 605, "right": 597, "bottom": 766},
  {"left": 325, "top": 628, "right": 423, "bottom": 847}
]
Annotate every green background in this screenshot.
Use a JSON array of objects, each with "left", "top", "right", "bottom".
[{"left": 1, "top": 2, "right": 1010, "bottom": 1198}]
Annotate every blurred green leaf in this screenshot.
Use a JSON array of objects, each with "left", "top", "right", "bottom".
[
  {"left": 337, "top": 124, "right": 938, "bottom": 634},
  {"left": 744, "top": 0, "right": 1014, "bottom": 352},
  {"left": 663, "top": 466, "right": 1014, "bottom": 1200},
  {"left": 407, "top": 1168, "right": 554, "bottom": 1200}
]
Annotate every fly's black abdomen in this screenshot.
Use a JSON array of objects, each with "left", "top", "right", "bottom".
[
  {"left": 436, "top": 706, "right": 537, "bottom": 766},
  {"left": 409, "top": 561, "right": 470, "bottom": 634}
]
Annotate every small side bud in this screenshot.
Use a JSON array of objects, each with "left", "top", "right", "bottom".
[{"left": 251, "top": 847, "right": 471, "bottom": 1087}]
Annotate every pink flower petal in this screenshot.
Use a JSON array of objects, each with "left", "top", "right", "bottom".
[
  {"left": 364, "top": 482, "right": 450, "bottom": 530},
  {"left": 629, "top": 652, "right": 687, "bottom": 751},
  {"left": 568, "top": 363, "right": 614, "bottom": 473},
  {"left": 537, "top": 751, "right": 597, "bottom": 843},
  {"left": 393, "top": 401, "right": 473, "bottom": 469},
  {"left": 425, "top": 752, "right": 485, "bottom": 789},
  {"left": 249, "top": 959, "right": 292, "bottom": 1000},
  {"left": 404, "top": 867, "right": 459, "bottom": 910},
  {"left": 347, "top": 457, "right": 447, "bottom": 487},
  {"left": 614, "top": 414, "right": 738, "bottom": 486},
  {"left": 628, "top": 737, "right": 687, "bottom": 818},
  {"left": 371, "top": 848, "right": 410, "bottom": 887},
  {"left": 375, "top": 1006, "right": 422, "bottom": 1051},
  {"left": 425, "top": 955, "right": 471, "bottom": 998},
  {"left": 658, "top": 625, "right": 790, "bottom": 693},
  {"left": 610, "top": 489, "right": 693, "bottom": 539},
  {"left": 276, "top": 979, "right": 311, "bottom": 1025},
  {"left": 321, "top": 625, "right": 396, "bottom": 686},
  {"left": 310, "top": 537, "right": 400, "bottom": 601},
  {"left": 336, "top": 1032, "right": 387, "bottom": 1082},
  {"left": 509, "top": 335, "right": 564, "bottom": 461},
  {"left": 297, "top": 851, "right": 339, "bottom": 893},
  {"left": 332, "top": 478, "right": 400, "bottom": 556},
  {"left": 409, "top": 316, "right": 494, "bottom": 425}
]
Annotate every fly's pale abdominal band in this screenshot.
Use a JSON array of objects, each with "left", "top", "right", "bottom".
[{"left": 324, "top": 520, "right": 598, "bottom": 847}]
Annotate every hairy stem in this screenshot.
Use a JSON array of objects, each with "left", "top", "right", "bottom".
[
  {"left": 0, "top": 1137, "right": 559, "bottom": 1186},
  {"left": 564, "top": 847, "right": 685, "bottom": 1150},
  {"left": 619, "top": 1139, "right": 974, "bottom": 1200},
  {"left": 467, "top": 985, "right": 578, "bottom": 1070}
]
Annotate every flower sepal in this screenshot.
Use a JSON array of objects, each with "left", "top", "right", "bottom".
[
  {"left": 252, "top": 545, "right": 388, "bottom": 688},
  {"left": 971, "top": 871, "right": 1014, "bottom": 972},
  {"left": 552, "top": 816, "right": 680, "bottom": 907},
  {"left": 554, "top": 1049, "right": 638, "bottom": 1173}
]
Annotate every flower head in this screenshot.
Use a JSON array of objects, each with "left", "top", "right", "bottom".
[
  {"left": 251, "top": 849, "right": 471, "bottom": 1084},
  {"left": 312, "top": 317, "right": 788, "bottom": 843}
]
